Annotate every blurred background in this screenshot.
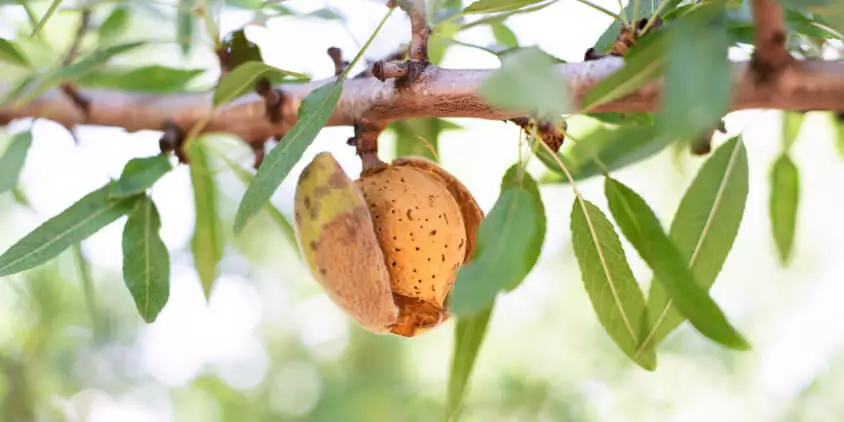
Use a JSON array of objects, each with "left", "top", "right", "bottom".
[{"left": 2, "top": 0, "right": 844, "bottom": 421}]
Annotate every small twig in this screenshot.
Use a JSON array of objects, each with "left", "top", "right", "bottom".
[
  {"left": 255, "top": 78, "right": 283, "bottom": 123},
  {"left": 62, "top": 8, "right": 92, "bottom": 66},
  {"left": 372, "top": 61, "right": 409, "bottom": 82},
  {"left": 395, "top": 0, "right": 430, "bottom": 62},
  {"left": 159, "top": 119, "right": 187, "bottom": 163},
  {"left": 750, "top": 0, "right": 792, "bottom": 83},
  {"left": 347, "top": 120, "right": 385, "bottom": 171},
  {"left": 327, "top": 47, "right": 349, "bottom": 76},
  {"left": 59, "top": 83, "right": 91, "bottom": 120}
]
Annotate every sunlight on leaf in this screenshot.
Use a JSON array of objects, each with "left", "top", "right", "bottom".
[
  {"left": 640, "top": 136, "right": 748, "bottom": 351},
  {"left": 605, "top": 177, "right": 749, "bottom": 350}
]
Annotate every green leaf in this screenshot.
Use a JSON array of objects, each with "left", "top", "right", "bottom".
[
  {"left": 0, "top": 131, "right": 33, "bottom": 195},
  {"left": 835, "top": 113, "right": 844, "bottom": 157},
  {"left": 0, "top": 183, "right": 140, "bottom": 277},
  {"left": 537, "top": 122, "right": 670, "bottom": 184},
  {"left": 31, "top": 0, "right": 63, "bottom": 36},
  {"left": 0, "top": 38, "right": 31, "bottom": 68},
  {"left": 458, "top": 1, "right": 554, "bottom": 29},
  {"left": 604, "top": 177, "right": 749, "bottom": 350},
  {"left": 449, "top": 167, "right": 545, "bottom": 315},
  {"left": 500, "top": 165, "right": 545, "bottom": 291},
  {"left": 594, "top": 0, "right": 681, "bottom": 52},
  {"left": 570, "top": 198, "right": 656, "bottom": 370},
  {"left": 480, "top": 46, "right": 570, "bottom": 118},
  {"left": 581, "top": 30, "right": 667, "bottom": 112},
  {"left": 770, "top": 154, "right": 799, "bottom": 264},
  {"left": 658, "top": 7, "right": 731, "bottom": 140},
  {"left": 76, "top": 66, "right": 205, "bottom": 93},
  {"left": 234, "top": 79, "right": 343, "bottom": 234},
  {"left": 219, "top": 28, "right": 264, "bottom": 70},
  {"left": 490, "top": 22, "right": 518, "bottom": 48},
  {"left": 463, "top": 0, "right": 546, "bottom": 14},
  {"left": 640, "top": 136, "right": 748, "bottom": 350},
  {"left": 213, "top": 61, "right": 309, "bottom": 107},
  {"left": 110, "top": 154, "right": 173, "bottom": 198},
  {"left": 55, "top": 41, "right": 147, "bottom": 80},
  {"left": 187, "top": 141, "right": 223, "bottom": 299},
  {"left": 177, "top": 0, "right": 194, "bottom": 56},
  {"left": 782, "top": 111, "right": 804, "bottom": 151},
  {"left": 122, "top": 196, "right": 170, "bottom": 323},
  {"left": 98, "top": 6, "right": 130, "bottom": 42},
  {"left": 447, "top": 304, "right": 494, "bottom": 422}
]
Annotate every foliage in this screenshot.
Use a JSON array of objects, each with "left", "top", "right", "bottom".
[{"left": 0, "top": 0, "right": 842, "bottom": 420}]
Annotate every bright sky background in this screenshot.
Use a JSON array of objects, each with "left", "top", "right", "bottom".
[{"left": 3, "top": 1, "right": 844, "bottom": 421}]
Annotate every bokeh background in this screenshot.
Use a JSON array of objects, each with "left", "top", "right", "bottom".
[{"left": 3, "top": 1, "right": 844, "bottom": 421}]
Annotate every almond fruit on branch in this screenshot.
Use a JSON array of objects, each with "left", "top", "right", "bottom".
[{"left": 293, "top": 152, "right": 482, "bottom": 337}]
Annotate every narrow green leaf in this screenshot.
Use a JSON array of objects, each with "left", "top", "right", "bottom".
[
  {"left": 0, "top": 131, "right": 33, "bottom": 194},
  {"left": 122, "top": 196, "right": 170, "bottom": 323},
  {"left": 110, "top": 154, "right": 173, "bottom": 198},
  {"left": 782, "top": 111, "right": 804, "bottom": 151},
  {"left": 31, "top": 0, "right": 63, "bottom": 37},
  {"left": 640, "top": 136, "right": 748, "bottom": 350},
  {"left": 234, "top": 79, "right": 344, "bottom": 234},
  {"left": 213, "top": 61, "right": 309, "bottom": 107},
  {"left": 0, "top": 38, "right": 31, "bottom": 68},
  {"left": 604, "top": 177, "right": 749, "bottom": 350},
  {"left": 581, "top": 30, "right": 667, "bottom": 112},
  {"left": 447, "top": 304, "right": 494, "bottom": 422},
  {"left": 449, "top": 167, "right": 544, "bottom": 315},
  {"left": 177, "top": 0, "right": 194, "bottom": 56},
  {"left": 187, "top": 141, "right": 223, "bottom": 299},
  {"left": 835, "top": 113, "right": 844, "bottom": 157},
  {"left": 658, "top": 7, "right": 730, "bottom": 140},
  {"left": 76, "top": 66, "right": 205, "bottom": 93},
  {"left": 501, "top": 166, "right": 545, "bottom": 291},
  {"left": 571, "top": 198, "right": 656, "bottom": 370},
  {"left": 770, "top": 154, "right": 800, "bottom": 264},
  {"left": 98, "top": 6, "right": 130, "bottom": 42},
  {"left": 54, "top": 41, "right": 147, "bottom": 80},
  {"left": 463, "top": 0, "right": 546, "bottom": 14},
  {"left": 458, "top": 1, "right": 554, "bottom": 29},
  {"left": 0, "top": 183, "right": 140, "bottom": 277},
  {"left": 480, "top": 46, "right": 570, "bottom": 118},
  {"left": 490, "top": 22, "right": 518, "bottom": 48}
]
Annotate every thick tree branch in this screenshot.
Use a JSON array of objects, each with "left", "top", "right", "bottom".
[{"left": 3, "top": 58, "right": 844, "bottom": 142}]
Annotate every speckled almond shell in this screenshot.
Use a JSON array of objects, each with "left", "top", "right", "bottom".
[
  {"left": 355, "top": 157, "right": 483, "bottom": 337},
  {"left": 293, "top": 152, "right": 399, "bottom": 334}
]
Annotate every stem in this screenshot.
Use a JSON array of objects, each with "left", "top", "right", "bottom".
[
  {"left": 575, "top": 0, "right": 625, "bottom": 23},
  {"left": 342, "top": 6, "right": 397, "bottom": 78},
  {"left": 641, "top": 0, "right": 674, "bottom": 34}
]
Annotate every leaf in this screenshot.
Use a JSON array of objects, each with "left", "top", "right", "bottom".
[
  {"left": 0, "top": 183, "right": 140, "bottom": 277},
  {"left": 219, "top": 28, "right": 264, "bottom": 70},
  {"left": 0, "top": 131, "right": 33, "bottom": 195},
  {"left": 490, "top": 22, "right": 518, "bottom": 48},
  {"left": 500, "top": 165, "right": 545, "bottom": 291},
  {"left": 480, "top": 46, "right": 570, "bottom": 118},
  {"left": 110, "top": 154, "right": 173, "bottom": 198},
  {"left": 581, "top": 29, "right": 667, "bottom": 112},
  {"left": 448, "top": 167, "right": 545, "bottom": 315},
  {"left": 463, "top": 0, "right": 546, "bottom": 14},
  {"left": 187, "top": 141, "right": 223, "bottom": 299},
  {"left": 570, "top": 198, "right": 656, "bottom": 370},
  {"left": 122, "top": 196, "right": 170, "bottom": 323},
  {"left": 55, "top": 41, "right": 147, "bottom": 80},
  {"left": 658, "top": 6, "right": 731, "bottom": 140},
  {"left": 213, "top": 61, "right": 309, "bottom": 107},
  {"left": 98, "top": 6, "right": 130, "bottom": 42},
  {"left": 458, "top": 1, "right": 554, "bottom": 28},
  {"left": 447, "top": 304, "right": 494, "bottom": 422},
  {"left": 640, "top": 136, "right": 748, "bottom": 350},
  {"left": 782, "top": 111, "right": 804, "bottom": 150},
  {"left": 31, "top": 0, "right": 63, "bottom": 36},
  {"left": 769, "top": 154, "right": 800, "bottom": 264},
  {"left": 604, "top": 177, "right": 749, "bottom": 350},
  {"left": 0, "top": 38, "right": 31, "bottom": 68},
  {"left": 234, "top": 79, "right": 344, "bottom": 234},
  {"left": 835, "top": 113, "right": 844, "bottom": 157},
  {"left": 537, "top": 122, "right": 670, "bottom": 184},
  {"left": 177, "top": 0, "right": 194, "bottom": 56},
  {"left": 76, "top": 66, "right": 205, "bottom": 93}
]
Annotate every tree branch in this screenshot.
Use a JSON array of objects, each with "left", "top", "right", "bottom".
[
  {"left": 3, "top": 58, "right": 844, "bottom": 141},
  {"left": 750, "top": 0, "right": 792, "bottom": 82}
]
